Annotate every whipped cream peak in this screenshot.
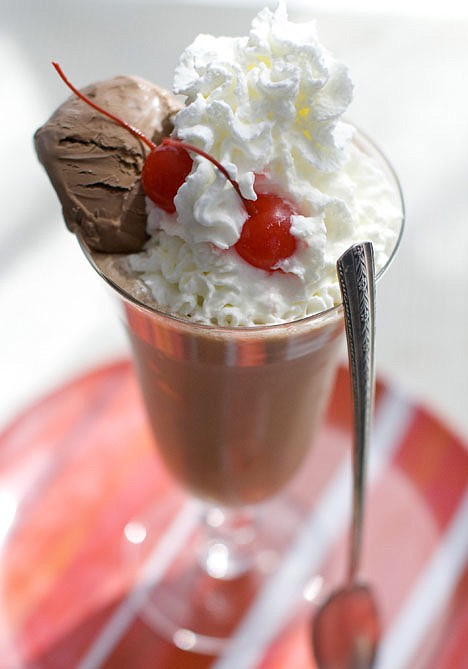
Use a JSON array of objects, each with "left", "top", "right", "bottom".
[
  {"left": 126, "top": 3, "right": 401, "bottom": 327},
  {"left": 173, "top": 2, "right": 354, "bottom": 180}
]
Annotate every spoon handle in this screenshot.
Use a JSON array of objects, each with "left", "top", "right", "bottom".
[{"left": 337, "top": 242, "right": 376, "bottom": 584}]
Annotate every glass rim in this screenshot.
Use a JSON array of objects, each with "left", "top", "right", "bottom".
[{"left": 80, "top": 127, "right": 405, "bottom": 334}]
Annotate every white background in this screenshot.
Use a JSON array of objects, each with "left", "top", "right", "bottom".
[{"left": 1, "top": 0, "right": 468, "bottom": 441}]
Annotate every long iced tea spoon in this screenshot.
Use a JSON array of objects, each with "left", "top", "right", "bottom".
[{"left": 312, "top": 242, "right": 380, "bottom": 669}]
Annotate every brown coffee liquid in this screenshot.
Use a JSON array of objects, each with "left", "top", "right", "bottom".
[{"left": 125, "top": 302, "right": 343, "bottom": 506}]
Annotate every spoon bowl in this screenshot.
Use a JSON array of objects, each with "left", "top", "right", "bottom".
[{"left": 313, "top": 583, "right": 380, "bottom": 669}]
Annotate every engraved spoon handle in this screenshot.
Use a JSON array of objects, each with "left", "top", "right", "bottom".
[{"left": 337, "top": 242, "right": 376, "bottom": 584}]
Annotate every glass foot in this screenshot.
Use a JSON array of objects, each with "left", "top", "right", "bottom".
[
  {"left": 122, "top": 492, "right": 304, "bottom": 654},
  {"left": 141, "top": 554, "right": 262, "bottom": 655}
]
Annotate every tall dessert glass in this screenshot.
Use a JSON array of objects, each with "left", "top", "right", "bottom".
[{"left": 82, "top": 131, "right": 404, "bottom": 654}]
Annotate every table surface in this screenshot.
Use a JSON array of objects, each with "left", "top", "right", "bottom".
[{"left": 0, "top": 361, "right": 467, "bottom": 668}]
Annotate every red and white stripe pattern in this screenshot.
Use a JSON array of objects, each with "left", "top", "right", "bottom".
[{"left": 0, "top": 361, "right": 466, "bottom": 668}]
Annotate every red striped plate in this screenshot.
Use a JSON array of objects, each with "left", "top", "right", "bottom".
[{"left": 0, "top": 361, "right": 466, "bottom": 668}]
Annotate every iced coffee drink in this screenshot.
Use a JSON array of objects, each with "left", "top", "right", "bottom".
[{"left": 35, "top": 2, "right": 403, "bottom": 509}]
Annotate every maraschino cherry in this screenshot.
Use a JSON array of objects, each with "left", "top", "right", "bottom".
[
  {"left": 52, "top": 62, "right": 298, "bottom": 271},
  {"left": 140, "top": 141, "right": 193, "bottom": 213},
  {"left": 234, "top": 193, "right": 297, "bottom": 271}
]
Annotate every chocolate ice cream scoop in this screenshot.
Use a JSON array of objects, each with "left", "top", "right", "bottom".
[{"left": 34, "top": 75, "right": 181, "bottom": 253}]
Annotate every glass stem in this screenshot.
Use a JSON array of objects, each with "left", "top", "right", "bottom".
[{"left": 198, "top": 505, "right": 259, "bottom": 580}]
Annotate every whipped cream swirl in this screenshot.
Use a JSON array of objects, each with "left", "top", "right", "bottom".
[{"left": 127, "top": 2, "right": 401, "bottom": 326}]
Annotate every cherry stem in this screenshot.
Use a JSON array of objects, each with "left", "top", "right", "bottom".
[
  {"left": 52, "top": 62, "right": 156, "bottom": 152},
  {"left": 52, "top": 62, "right": 252, "bottom": 212}
]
